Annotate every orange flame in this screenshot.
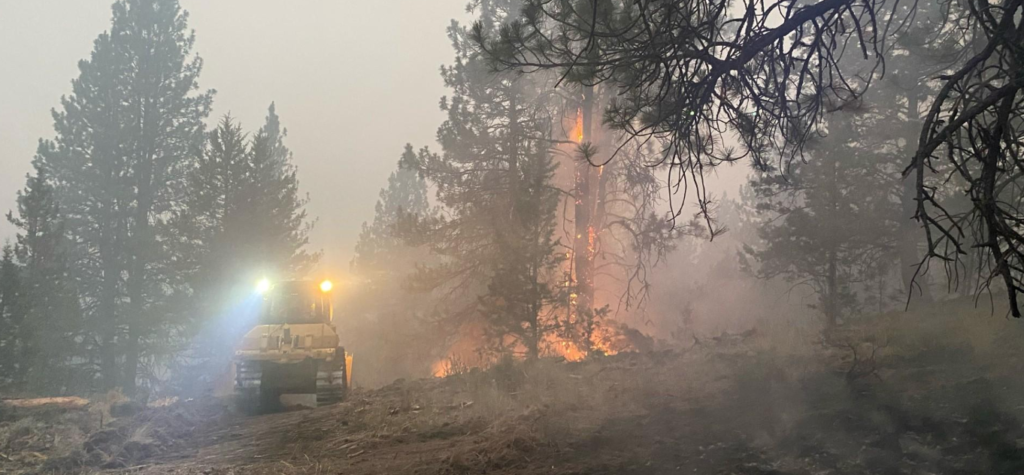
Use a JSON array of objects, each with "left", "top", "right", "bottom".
[
  {"left": 571, "top": 107, "right": 584, "bottom": 143},
  {"left": 557, "top": 340, "right": 586, "bottom": 362},
  {"left": 586, "top": 226, "right": 597, "bottom": 259}
]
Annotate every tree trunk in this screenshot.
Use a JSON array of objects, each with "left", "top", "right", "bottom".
[
  {"left": 124, "top": 169, "right": 154, "bottom": 396},
  {"left": 123, "top": 290, "right": 141, "bottom": 396},
  {"left": 123, "top": 93, "right": 159, "bottom": 396},
  {"left": 100, "top": 241, "right": 120, "bottom": 391},
  {"left": 526, "top": 290, "right": 540, "bottom": 360},
  {"left": 573, "top": 86, "right": 596, "bottom": 315}
]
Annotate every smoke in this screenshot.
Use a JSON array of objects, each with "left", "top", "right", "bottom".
[{"left": 637, "top": 191, "right": 818, "bottom": 347}]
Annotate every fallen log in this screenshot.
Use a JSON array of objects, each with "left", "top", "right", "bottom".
[{"left": 2, "top": 396, "right": 90, "bottom": 410}]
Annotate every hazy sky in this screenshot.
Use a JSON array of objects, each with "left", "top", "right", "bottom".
[{"left": 0, "top": 0, "right": 470, "bottom": 272}]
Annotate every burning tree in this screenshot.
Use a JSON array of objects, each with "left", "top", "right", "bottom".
[
  {"left": 554, "top": 94, "right": 694, "bottom": 357},
  {"left": 405, "top": 0, "right": 686, "bottom": 365}
]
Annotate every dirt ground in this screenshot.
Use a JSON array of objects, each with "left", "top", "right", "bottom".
[{"left": 4, "top": 297, "right": 1024, "bottom": 475}]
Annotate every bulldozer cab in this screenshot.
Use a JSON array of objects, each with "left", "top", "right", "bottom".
[{"left": 259, "top": 280, "right": 333, "bottom": 325}]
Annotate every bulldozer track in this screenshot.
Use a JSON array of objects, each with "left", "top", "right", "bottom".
[
  {"left": 235, "top": 359, "right": 347, "bottom": 411},
  {"left": 316, "top": 368, "right": 347, "bottom": 405}
]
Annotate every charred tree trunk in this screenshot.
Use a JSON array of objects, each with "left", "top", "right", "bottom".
[
  {"left": 573, "top": 86, "right": 597, "bottom": 317},
  {"left": 508, "top": 91, "right": 540, "bottom": 360}
]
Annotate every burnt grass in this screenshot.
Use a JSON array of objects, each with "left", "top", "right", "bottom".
[
  {"left": 3, "top": 299, "right": 1024, "bottom": 474},
  {"left": 550, "top": 360, "right": 1024, "bottom": 475}
]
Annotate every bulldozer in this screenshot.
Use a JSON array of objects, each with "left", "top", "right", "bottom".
[{"left": 234, "top": 279, "right": 352, "bottom": 411}]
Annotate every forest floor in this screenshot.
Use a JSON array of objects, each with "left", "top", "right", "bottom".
[{"left": 4, "top": 296, "right": 1024, "bottom": 475}]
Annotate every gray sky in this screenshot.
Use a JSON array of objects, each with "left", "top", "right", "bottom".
[{"left": 0, "top": 0, "right": 470, "bottom": 272}]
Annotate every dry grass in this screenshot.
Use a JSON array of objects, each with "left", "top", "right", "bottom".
[{"left": 0, "top": 392, "right": 224, "bottom": 474}]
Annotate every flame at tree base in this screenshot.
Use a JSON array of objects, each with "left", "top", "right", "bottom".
[
  {"left": 547, "top": 319, "right": 652, "bottom": 362},
  {"left": 427, "top": 320, "right": 655, "bottom": 377}
]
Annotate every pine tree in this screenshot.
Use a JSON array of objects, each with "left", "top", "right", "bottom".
[
  {"left": 6, "top": 163, "right": 80, "bottom": 392},
  {"left": 743, "top": 18, "right": 960, "bottom": 321},
  {"left": 347, "top": 150, "right": 437, "bottom": 385},
  {"left": 352, "top": 145, "right": 430, "bottom": 285},
  {"left": 183, "top": 115, "right": 251, "bottom": 295},
  {"left": 39, "top": 0, "right": 213, "bottom": 392},
  {"left": 168, "top": 115, "right": 251, "bottom": 393},
  {"left": 745, "top": 111, "right": 899, "bottom": 327},
  {"left": 247, "top": 104, "right": 317, "bottom": 278},
  {"left": 478, "top": 148, "right": 561, "bottom": 359},
  {"left": 183, "top": 107, "right": 315, "bottom": 292},
  {"left": 402, "top": 1, "right": 564, "bottom": 359},
  {"left": 859, "top": 9, "right": 959, "bottom": 301}
]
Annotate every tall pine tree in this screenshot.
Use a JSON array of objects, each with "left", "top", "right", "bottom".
[
  {"left": 39, "top": 0, "right": 213, "bottom": 392},
  {"left": 181, "top": 115, "right": 251, "bottom": 301},
  {"left": 185, "top": 107, "right": 316, "bottom": 288},
  {"left": 169, "top": 115, "right": 251, "bottom": 393},
  {"left": 245, "top": 103, "right": 317, "bottom": 278}
]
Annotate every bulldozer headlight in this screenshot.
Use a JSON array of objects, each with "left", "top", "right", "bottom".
[
  {"left": 320, "top": 280, "right": 333, "bottom": 292},
  {"left": 256, "top": 278, "right": 271, "bottom": 294}
]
